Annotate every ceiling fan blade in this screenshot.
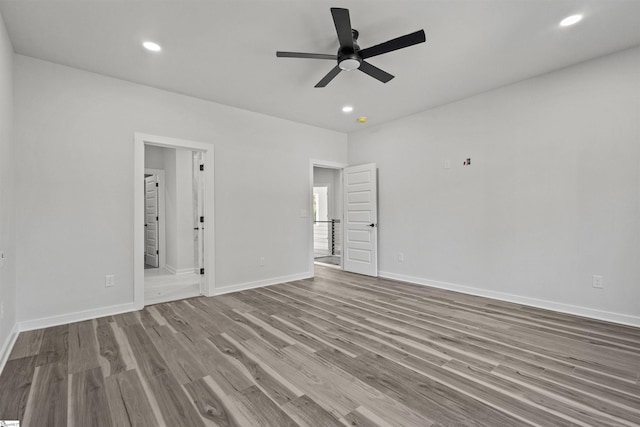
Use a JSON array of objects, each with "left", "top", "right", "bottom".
[
  {"left": 331, "top": 8, "right": 354, "bottom": 51},
  {"left": 315, "top": 65, "right": 342, "bottom": 88},
  {"left": 276, "top": 52, "right": 337, "bottom": 60},
  {"left": 359, "top": 61, "right": 394, "bottom": 83},
  {"left": 360, "top": 29, "right": 426, "bottom": 59}
]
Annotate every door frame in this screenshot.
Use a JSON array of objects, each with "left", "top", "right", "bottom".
[
  {"left": 309, "top": 159, "right": 347, "bottom": 275},
  {"left": 144, "top": 168, "right": 166, "bottom": 269},
  {"left": 134, "top": 133, "right": 215, "bottom": 309}
]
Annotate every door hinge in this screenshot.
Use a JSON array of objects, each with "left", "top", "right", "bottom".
[
  {"left": 156, "top": 216, "right": 159, "bottom": 221},
  {"left": 200, "top": 216, "right": 204, "bottom": 223},
  {"left": 200, "top": 268, "right": 205, "bottom": 275},
  {"left": 155, "top": 182, "right": 158, "bottom": 187},
  {"left": 156, "top": 250, "right": 159, "bottom": 255},
  {"left": 200, "top": 164, "right": 204, "bottom": 171}
]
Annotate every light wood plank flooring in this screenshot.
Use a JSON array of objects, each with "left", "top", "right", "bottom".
[
  {"left": 2, "top": 266, "right": 640, "bottom": 426},
  {"left": 144, "top": 267, "right": 201, "bottom": 305}
]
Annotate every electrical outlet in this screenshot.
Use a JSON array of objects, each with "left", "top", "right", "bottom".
[
  {"left": 0, "top": 301, "right": 4, "bottom": 319},
  {"left": 592, "top": 275, "right": 604, "bottom": 289},
  {"left": 0, "top": 251, "right": 5, "bottom": 269},
  {"left": 259, "top": 257, "right": 265, "bottom": 267},
  {"left": 105, "top": 275, "right": 115, "bottom": 288},
  {"left": 443, "top": 160, "right": 451, "bottom": 169},
  {"left": 398, "top": 252, "right": 404, "bottom": 262}
]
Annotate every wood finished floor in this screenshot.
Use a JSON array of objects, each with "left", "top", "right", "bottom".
[
  {"left": 144, "top": 268, "right": 201, "bottom": 305},
  {"left": 2, "top": 266, "right": 640, "bottom": 427}
]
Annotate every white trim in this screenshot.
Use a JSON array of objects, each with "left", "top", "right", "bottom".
[
  {"left": 144, "top": 168, "right": 166, "bottom": 269},
  {"left": 0, "top": 323, "right": 19, "bottom": 374},
  {"left": 135, "top": 133, "right": 215, "bottom": 309},
  {"left": 212, "top": 272, "right": 312, "bottom": 297},
  {"left": 12, "top": 271, "right": 307, "bottom": 345},
  {"left": 176, "top": 267, "right": 196, "bottom": 276},
  {"left": 309, "top": 159, "right": 347, "bottom": 275},
  {"left": 379, "top": 271, "right": 640, "bottom": 328},
  {"left": 164, "top": 264, "right": 195, "bottom": 276},
  {"left": 164, "top": 264, "right": 177, "bottom": 275},
  {"left": 18, "top": 302, "right": 138, "bottom": 332}
]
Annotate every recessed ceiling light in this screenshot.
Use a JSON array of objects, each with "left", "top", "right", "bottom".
[
  {"left": 342, "top": 106, "right": 353, "bottom": 113},
  {"left": 560, "top": 14, "right": 583, "bottom": 27},
  {"left": 143, "top": 41, "right": 162, "bottom": 52}
]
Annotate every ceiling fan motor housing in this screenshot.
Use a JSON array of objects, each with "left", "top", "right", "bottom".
[{"left": 338, "top": 30, "right": 361, "bottom": 71}]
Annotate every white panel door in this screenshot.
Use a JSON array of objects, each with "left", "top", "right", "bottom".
[
  {"left": 343, "top": 163, "right": 378, "bottom": 276},
  {"left": 144, "top": 175, "right": 159, "bottom": 267}
]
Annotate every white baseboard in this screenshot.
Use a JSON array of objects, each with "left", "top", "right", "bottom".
[
  {"left": 213, "top": 272, "right": 312, "bottom": 297},
  {"left": 2, "top": 271, "right": 312, "bottom": 370},
  {"left": 13, "top": 271, "right": 312, "bottom": 333},
  {"left": 0, "top": 322, "right": 19, "bottom": 374},
  {"left": 379, "top": 271, "right": 640, "bottom": 328},
  {"left": 18, "top": 302, "right": 138, "bottom": 332},
  {"left": 163, "top": 265, "right": 194, "bottom": 276}
]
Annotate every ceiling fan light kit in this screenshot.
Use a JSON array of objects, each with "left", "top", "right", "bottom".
[
  {"left": 339, "top": 58, "right": 361, "bottom": 71},
  {"left": 276, "top": 8, "right": 426, "bottom": 87}
]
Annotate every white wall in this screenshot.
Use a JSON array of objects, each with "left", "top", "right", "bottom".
[
  {"left": 144, "top": 144, "right": 164, "bottom": 170},
  {"left": 14, "top": 55, "right": 347, "bottom": 325},
  {"left": 313, "top": 167, "right": 342, "bottom": 220},
  {"left": 162, "top": 147, "right": 179, "bottom": 270},
  {"left": 0, "top": 10, "right": 16, "bottom": 363},
  {"left": 348, "top": 47, "right": 640, "bottom": 324},
  {"left": 169, "top": 148, "right": 194, "bottom": 272},
  {"left": 176, "top": 149, "right": 195, "bottom": 272}
]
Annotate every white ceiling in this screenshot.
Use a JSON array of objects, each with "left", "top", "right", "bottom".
[{"left": 1, "top": 0, "right": 639, "bottom": 133}]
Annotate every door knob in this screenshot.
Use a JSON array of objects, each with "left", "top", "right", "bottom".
[{"left": 369, "top": 223, "right": 376, "bottom": 228}]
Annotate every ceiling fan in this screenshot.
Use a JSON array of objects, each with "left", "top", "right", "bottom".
[{"left": 276, "top": 7, "right": 426, "bottom": 88}]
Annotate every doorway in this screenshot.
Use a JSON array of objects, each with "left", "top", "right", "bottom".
[
  {"left": 313, "top": 167, "right": 342, "bottom": 268},
  {"left": 143, "top": 145, "right": 203, "bottom": 304},
  {"left": 309, "top": 160, "right": 379, "bottom": 277},
  {"left": 310, "top": 160, "right": 346, "bottom": 273},
  {"left": 134, "top": 133, "right": 215, "bottom": 309}
]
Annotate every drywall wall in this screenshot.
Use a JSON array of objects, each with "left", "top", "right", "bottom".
[
  {"left": 313, "top": 166, "right": 342, "bottom": 221},
  {"left": 0, "top": 10, "right": 16, "bottom": 364},
  {"left": 161, "top": 147, "right": 180, "bottom": 271},
  {"left": 144, "top": 144, "right": 165, "bottom": 170},
  {"left": 175, "top": 149, "right": 195, "bottom": 272},
  {"left": 14, "top": 55, "right": 346, "bottom": 324},
  {"left": 348, "top": 46, "right": 640, "bottom": 324},
  {"left": 160, "top": 147, "right": 195, "bottom": 273}
]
